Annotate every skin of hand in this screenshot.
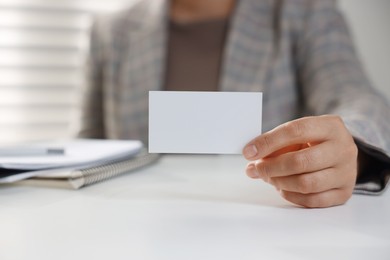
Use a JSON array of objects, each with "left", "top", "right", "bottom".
[{"left": 242, "top": 115, "right": 359, "bottom": 208}]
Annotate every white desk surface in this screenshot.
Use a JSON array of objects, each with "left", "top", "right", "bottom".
[{"left": 1, "top": 155, "right": 389, "bottom": 260}]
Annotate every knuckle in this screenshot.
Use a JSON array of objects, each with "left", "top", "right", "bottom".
[
  {"left": 291, "top": 152, "right": 311, "bottom": 172},
  {"left": 349, "top": 144, "right": 358, "bottom": 158},
  {"left": 324, "top": 115, "right": 345, "bottom": 137},
  {"left": 255, "top": 162, "right": 270, "bottom": 180},
  {"left": 326, "top": 114, "right": 343, "bottom": 126},
  {"left": 257, "top": 134, "right": 273, "bottom": 152},
  {"left": 283, "top": 120, "right": 307, "bottom": 139},
  {"left": 333, "top": 115, "right": 344, "bottom": 125},
  {"left": 340, "top": 142, "right": 358, "bottom": 161},
  {"left": 297, "top": 175, "right": 319, "bottom": 194}
]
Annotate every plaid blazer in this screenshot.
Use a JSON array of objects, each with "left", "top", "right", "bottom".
[{"left": 80, "top": 0, "right": 390, "bottom": 173}]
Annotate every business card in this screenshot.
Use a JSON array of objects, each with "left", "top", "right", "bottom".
[{"left": 149, "top": 91, "right": 262, "bottom": 154}]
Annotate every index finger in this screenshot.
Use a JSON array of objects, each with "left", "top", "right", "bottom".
[{"left": 243, "top": 115, "right": 342, "bottom": 160}]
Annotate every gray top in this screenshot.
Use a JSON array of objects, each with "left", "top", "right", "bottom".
[{"left": 164, "top": 18, "right": 229, "bottom": 92}]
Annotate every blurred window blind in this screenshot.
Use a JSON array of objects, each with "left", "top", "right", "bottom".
[{"left": 0, "top": 0, "right": 132, "bottom": 145}]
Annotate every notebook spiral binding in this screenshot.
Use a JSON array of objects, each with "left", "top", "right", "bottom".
[{"left": 80, "top": 150, "right": 160, "bottom": 187}]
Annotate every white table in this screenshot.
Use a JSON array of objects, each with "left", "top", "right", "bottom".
[{"left": 1, "top": 155, "right": 389, "bottom": 260}]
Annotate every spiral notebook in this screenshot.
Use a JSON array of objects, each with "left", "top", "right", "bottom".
[
  {"left": 0, "top": 139, "right": 159, "bottom": 189},
  {"left": 16, "top": 149, "right": 160, "bottom": 189}
]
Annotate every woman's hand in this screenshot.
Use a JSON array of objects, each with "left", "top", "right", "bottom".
[{"left": 243, "top": 115, "right": 358, "bottom": 208}]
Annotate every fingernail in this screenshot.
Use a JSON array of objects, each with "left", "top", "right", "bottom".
[
  {"left": 246, "top": 164, "right": 259, "bottom": 178},
  {"left": 243, "top": 144, "right": 258, "bottom": 158}
]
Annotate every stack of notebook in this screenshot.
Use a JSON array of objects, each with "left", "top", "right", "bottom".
[{"left": 0, "top": 139, "right": 159, "bottom": 189}]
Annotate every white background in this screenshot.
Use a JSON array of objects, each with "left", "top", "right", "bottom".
[{"left": 339, "top": 0, "right": 390, "bottom": 98}]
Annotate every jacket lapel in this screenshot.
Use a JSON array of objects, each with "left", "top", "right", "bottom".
[
  {"left": 220, "top": 0, "right": 274, "bottom": 92},
  {"left": 109, "top": 0, "right": 168, "bottom": 142},
  {"left": 123, "top": 0, "right": 168, "bottom": 94}
]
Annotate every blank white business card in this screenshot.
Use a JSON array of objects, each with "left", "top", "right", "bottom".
[{"left": 149, "top": 91, "right": 262, "bottom": 154}]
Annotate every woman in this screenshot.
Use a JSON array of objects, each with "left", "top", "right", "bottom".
[{"left": 80, "top": 0, "right": 390, "bottom": 208}]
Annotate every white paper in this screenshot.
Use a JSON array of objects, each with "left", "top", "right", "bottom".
[{"left": 149, "top": 91, "right": 262, "bottom": 154}]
